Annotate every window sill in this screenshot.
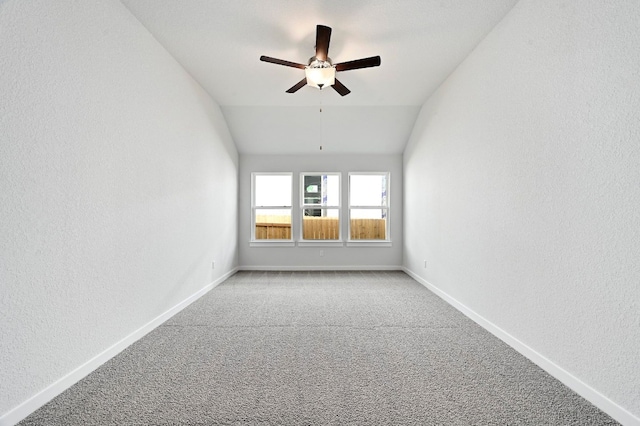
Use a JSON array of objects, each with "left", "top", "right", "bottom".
[
  {"left": 297, "top": 241, "right": 345, "bottom": 247},
  {"left": 249, "top": 240, "right": 391, "bottom": 248},
  {"left": 249, "top": 241, "right": 296, "bottom": 247},
  {"left": 346, "top": 240, "right": 392, "bottom": 247}
]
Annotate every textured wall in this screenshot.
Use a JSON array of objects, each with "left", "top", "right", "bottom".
[
  {"left": 403, "top": 0, "right": 640, "bottom": 421},
  {"left": 0, "top": 0, "right": 238, "bottom": 419},
  {"left": 239, "top": 154, "right": 402, "bottom": 269}
]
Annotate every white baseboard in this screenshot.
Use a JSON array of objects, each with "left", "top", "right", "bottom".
[
  {"left": 238, "top": 265, "right": 403, "bottom": 271},
  {"left": 0, "top": 267, "right": 239, "bottom": 426},
  {"left": 403, "top": 267, "right": 640, "bottom": 426}
]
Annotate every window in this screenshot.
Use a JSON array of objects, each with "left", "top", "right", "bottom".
[
  {"left": 251, "top": 173, "right": 292, "bottom": 241},
  {"left": 250, "top": 171, "right": 391, "bottom": 246},
  {"left": 349, "top": 173, "right": 389, "bottom": 241},
  {"left": 300, "top": 173, "right": 341, "bottom": 240}
]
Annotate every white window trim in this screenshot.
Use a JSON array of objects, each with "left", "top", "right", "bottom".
[
  {"left": 249, "top": 241, "right": 296, "bottom": 247},
  {"left": 348, "top": 172, "right": 391, "bottom": 243},
  {"left": 251, "top": 172, "right": 293, "bottom": 244},
  {"left": 297, "top": 241, "right": 345, "bottom": 247},
  {"left": 345, "top": 241, "right": 392, "bottom": 247},
  {"left": 300, "top": 172, "right": 342, "bottom": 243}
]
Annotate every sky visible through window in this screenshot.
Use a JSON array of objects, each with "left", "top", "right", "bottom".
[
  {"left": 351, "top": 174, "right": 387, "bottom": 219},
  {"left": 255, "top": 175, "right": 291, "bottom": 217},
  {"left": 255, "top": 175, "right": 291, "bottom": 207},
  {"left": 350, "top": 175, "right": 387, "bottom": 206},
  {"left": 255, "top": 174, "right": 387, "bottom": 219}
]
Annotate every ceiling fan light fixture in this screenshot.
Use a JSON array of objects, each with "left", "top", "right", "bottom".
[
  {"left": 305, "top": 64, "right": 335, "bottom": 90},
  {"left": 260, "top": 25, "right": 380, "bottom": 96}
]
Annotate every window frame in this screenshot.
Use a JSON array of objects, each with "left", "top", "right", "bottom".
[
  {"left": 250, "top": 172, "right": 294, "bottom": 246},
  {"left": 347, "top": 172, "right": 391, "bottom": 245},
  {"left": 299, "top": 172, "right": 343, "bottom": 245}
]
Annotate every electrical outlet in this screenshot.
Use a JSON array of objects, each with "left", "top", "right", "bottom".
[
  {"left": 212, "top": 261, "right": 215, "bottom": 269},
  {"left": 319, "top": 250, "right": 324, "bottom": 257},
  {"left": 423, "top": 260, "right": 427, "bottom": 269}
]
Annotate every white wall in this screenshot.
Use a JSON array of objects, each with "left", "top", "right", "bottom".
[
  {"left": 403, "top": 0, "right": 640, "bottom": 423},
  {"left": 240, "top": 154, "right": 402, "bottom": 269},
  {"left": 0, "top": 0, "right": 238, "bottom": 423}
]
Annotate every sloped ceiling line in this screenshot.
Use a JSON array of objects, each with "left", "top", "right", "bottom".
[{"left": 119, "top": 0, "right": 519, "bottom": 154}]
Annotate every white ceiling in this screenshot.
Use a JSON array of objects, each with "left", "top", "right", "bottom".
[{"left": 120, "top": 0, "right": 518, "bottom": 154}]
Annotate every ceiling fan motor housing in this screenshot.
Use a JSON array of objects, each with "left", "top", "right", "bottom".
[{"left": 308, "top": 57, "right": 333, "bottom": 67}]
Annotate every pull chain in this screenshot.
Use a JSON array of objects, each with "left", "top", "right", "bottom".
[{"left": 319, "top": 90, "right": 323, "bottom": 151}]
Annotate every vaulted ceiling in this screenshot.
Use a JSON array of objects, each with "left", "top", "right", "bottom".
[{"left": 120, "top": 0, "right": 518, "bottom": 154}]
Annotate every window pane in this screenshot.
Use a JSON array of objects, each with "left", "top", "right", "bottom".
[
  {"left": 350, "top": 174, "right": 387, "bottom": 206},
  {"left": 255, "top": 175, "right": 291, "bottom": 207},
  {"left": 303, "top": 174, "right": 339, "bottom": 207},
  {"left": 255, "top": 209, "right": 291, "bottom": 240},
  {"left": 350, "top": 209, "right": 387, "bottom": 240},
  {"left": 303, "top": 208, "right": 339, "bottom": 240}
]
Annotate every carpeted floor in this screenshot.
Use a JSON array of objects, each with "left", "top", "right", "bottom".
[{"left": 20, "top": 271, "right": 618, "bottom": 425}]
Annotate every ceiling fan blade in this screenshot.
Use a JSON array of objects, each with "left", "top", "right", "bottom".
[
  {"left": 332, "top": 78, "right": 351, "bottom": 96},
  {"left": 260, "top": 55, "right": 306, "bottom": 69},
  {"left": 335, "top": 56, "right": 381, "bottom": 72},
  {"left": 315, "top": 25, "right": 332, "bottom": 61},
  {"left": 286, "top": 78, "right": 308, "bottom": 93}
]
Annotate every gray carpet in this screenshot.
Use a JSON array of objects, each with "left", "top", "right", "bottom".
[{"left": 20, "top": 271, "right": 618, "bottom": 425}]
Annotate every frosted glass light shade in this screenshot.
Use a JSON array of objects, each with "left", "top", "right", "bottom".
[{"left": 305, "top": 66, "right": 336, "bottom": 89}]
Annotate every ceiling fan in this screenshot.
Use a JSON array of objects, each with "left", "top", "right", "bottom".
[{"left": 260, "top": 25, "right": 381, "bottom": 96}]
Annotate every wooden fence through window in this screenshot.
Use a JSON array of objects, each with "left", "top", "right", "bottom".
[
  {"left": 255, "top": 215, "right": 291, "bottom": 240},
  {"left": 255, "top": 216, "right": 386, "bottom": 240}
]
